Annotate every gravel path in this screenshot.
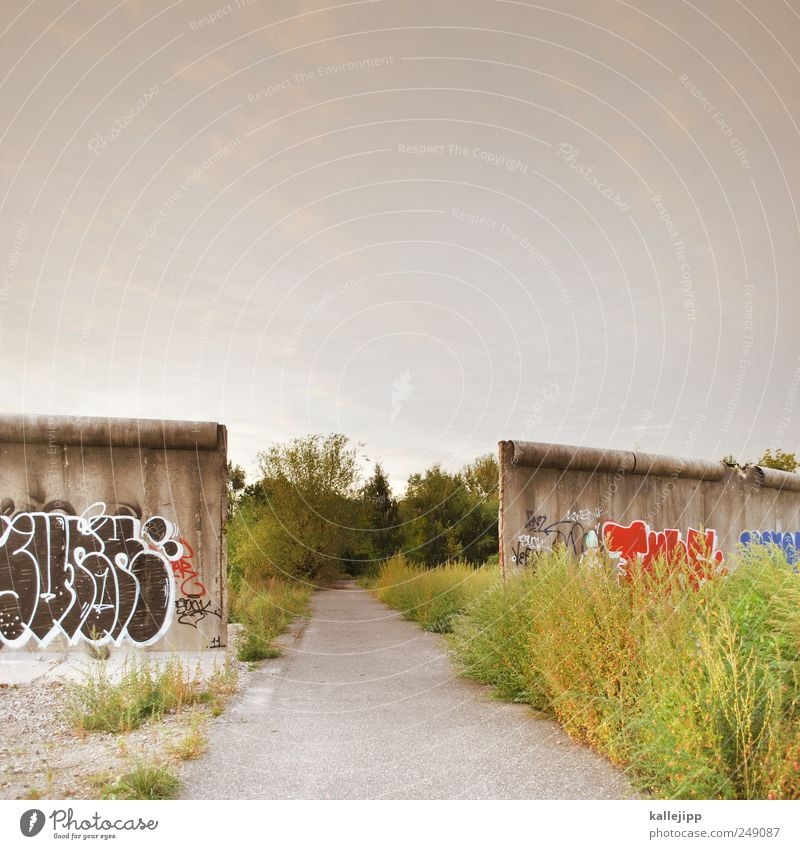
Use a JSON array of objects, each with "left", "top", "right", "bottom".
[
  {"left": 0, "top": 678, "right": 189, "bottom": 799},
  {"left": 0, "top": 643, "right": 246, "bottom": 799},
  {"left": 180, "top": 583, "right": 636, "bottom": 799}
]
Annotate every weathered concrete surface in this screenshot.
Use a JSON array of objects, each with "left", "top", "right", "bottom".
[
  {"left": 0, "top": 651, "right": 230, "bottom": 686},
  {"left": 180, "top": 583, "right": 636, "bottom": 800},
  {"left": 0, "top": 414, "right": 228, "bottom": 654},
  {"left": 500, "top": 439, "right": 800, "bottom": 573}
]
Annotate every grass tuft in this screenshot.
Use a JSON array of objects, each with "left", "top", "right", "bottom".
[
  {"left": 100, "top": 762, "right": 180, "bottom": 800},
  {"left": 67, "top": 656, "right": 238, "bottom": 734},
  {"left": 229, "top": 570, "right": 311, "bottom": 662},
  {"left": 167, "top": 712, "right": 208, "bottom": 761}
]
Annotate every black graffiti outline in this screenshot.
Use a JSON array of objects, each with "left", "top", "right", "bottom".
[
  {"left": 512, "top": 508, "right": 606, "bottom": 567},
  {"left": 525, "top": 512, "right": 548, "bottom": 531},
  {"left": 522, "top": 519, "right": 589, "bottom": 555},
  {"left": 175, "top": 597, "right": 222, "bottom": 628},
  {"left": 0, "top": 502, "right": 177, "bottom": 648}
]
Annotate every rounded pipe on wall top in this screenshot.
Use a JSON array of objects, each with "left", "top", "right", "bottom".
[
  {"left": 629, "top": 451, "right": 726, "bottom": 481},
  {"left": 748, "top": 465, "right": 800, "bottom": 492},
  {"left": 0, "top": 414, "right": 220, "bottom": 450},
  {"left": 511, "top": 440, "right": 634, "bottom": 474},
  {"left": 509, "top": 440, "right": 726, "bottom": 481}
]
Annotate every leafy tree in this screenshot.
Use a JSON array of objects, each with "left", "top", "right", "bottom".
[
  {"left": 227, "top": 462, "right": 246, "bottom": 514},
  {"left": 399, "top": 458, "right": 499, "bottom": 566},
  {"left": 757, "top": 448, "right": 798, "bottom": 473},
  {"left": 401, "top": 465, "right": 468, "bottom": 565},
  {"left": 456, "top": 496, "right": 500, "bottom": 564},
  {"left": 230, "top": 434, "right": 362, "bottom": 582},
  {"left": 459, "top": 453, "right": 499, "bottom": 562},
  {"left": 229, "top": 441, "right": 501, "bottom": 578},
  {"left": 360, "top": 462, "right": 400, "bottom": 562},
  {"left": 462, "top": 453, "right": 499, "bottom": 499}
]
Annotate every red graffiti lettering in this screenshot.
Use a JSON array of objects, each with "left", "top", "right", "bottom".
[
  {"left": 601, "top": 520, "right": 724, "bottom": 586},
  {"left": 171, "top": 538, "right": 207, "bottom": 598}
]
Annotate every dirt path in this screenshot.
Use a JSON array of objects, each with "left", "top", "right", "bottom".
[{"left": 180, "top": 583, "right": 636, "bottom": 799}]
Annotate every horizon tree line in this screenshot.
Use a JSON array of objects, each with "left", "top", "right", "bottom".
[{"left": 227, "top": 433, "right": 500, "bottom": 582}]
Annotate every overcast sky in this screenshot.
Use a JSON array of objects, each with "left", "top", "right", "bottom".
[{"left": 1, "top": 0, "right": 798, "bottom": 486}]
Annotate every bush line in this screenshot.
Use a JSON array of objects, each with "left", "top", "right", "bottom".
[{"left": 371, "top": 548, "right": 800, "bottom": 799}]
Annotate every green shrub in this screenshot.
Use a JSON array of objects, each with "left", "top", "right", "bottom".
[
  {"left": 167, "top": 712, "right": 208, "bottom": 761},
  {"left": 68, "top": 656, "right": 237, "bottom": 734},
  {"left": 617, "top": 549, "right": 799, "bottom": 799},
  {"left": 380, "top": 545, "right": 800, "bottom": 799},
  {"left": 373, "top": 554, "right": 498, "bottom": 633},
  {"left": 449, "top": 571, "right": 542, "bottom": 704},
  {"left": 229, "top": 568, "right": 311, "bottom": 662},
  {"left": 101, "top": 762, "right": 180, "bottom": 800}
]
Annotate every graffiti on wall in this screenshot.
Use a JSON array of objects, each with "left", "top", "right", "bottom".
[
  {"left": 0, "top": 501, "right": 180, "bottom": 648},
  {"left": 509, "top": 511, "right": 728, "bottom": 587},
  {"left": 511, "top": 507, "right": 605, "bottom": 566},
  {"left": 169, "top": 537, "right": 222, "bottom": 629},
  {"left": 171, "top": 537, "right": 206, "bottom": 598},
  {"left": 175, "top": 597, "right": 222, "bottom": 628},
  {"left": 739, "top": 530, "right": 800, "bottom": 567},
  {"left": 601, "top": 520, "right": 724, "bottom": 584}
]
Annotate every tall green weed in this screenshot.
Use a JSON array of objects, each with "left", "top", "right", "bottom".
[{"left": 378, "top": 545, "right": 800, "bottom": 799}]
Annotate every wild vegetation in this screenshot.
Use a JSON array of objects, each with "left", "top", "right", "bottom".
[
  {"left": 723, "top": 447, "right": 798, "bottom": 472},
  {"left": 226, "top": 433, "right": 800, "bottom": 798},
  {"left": 99, "top": 762, "right": 181, "bottom": 800},
  {"left": 372, "top": 555, "right": 499, "bottom": 633},
  {"left": 371, "top": 545, "right": 800, "bottom": 800},
  {"left": 67, "top": 656, "right": 238, "bottom": 734},
  {"left": 62, "top": 657, "right": 239, "bottom": 799},
  {"left": 228, "top": 568, "right": 312, "bottom": 661},
  {"left": 228, "top": 433, "right": 500, "bottom": 580},
  {"left": 756, "top": 448, "right": 799, "bottom": 472}
]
